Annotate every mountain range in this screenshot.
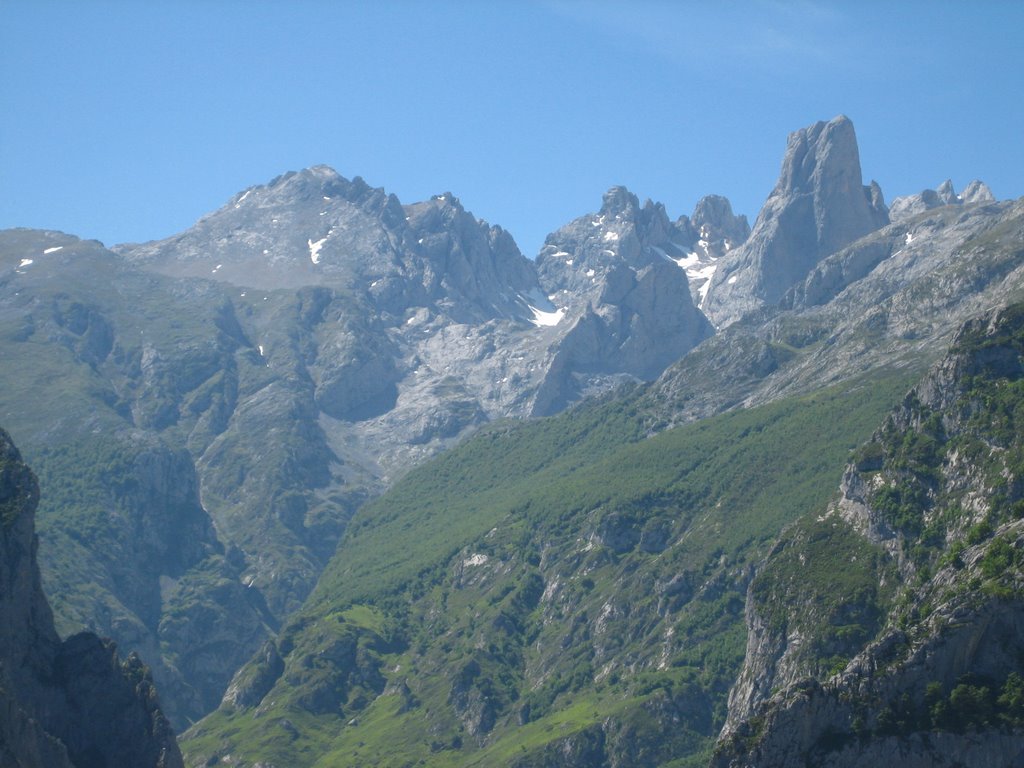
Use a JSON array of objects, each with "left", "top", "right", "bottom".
[{"left": 1, "top": 114, "right": 1022, "bottom": 767}]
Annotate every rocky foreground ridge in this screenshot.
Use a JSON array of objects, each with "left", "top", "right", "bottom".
[
  {"left": 714, "top": 304, "right": 1024, "bottom": 767},
  {"left": 0, "top": 428, "right": 182, "bottom": 767}
]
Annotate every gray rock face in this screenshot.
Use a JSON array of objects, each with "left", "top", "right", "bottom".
[
  {"left": 703, "top": 115, "right": 890, "bottom": 327},
  {"left": 0, "top": 428, "right": 183, "bottom": 768},
  {"left": 888, "top": 179, "right": 996, "bottom": 222},
  {"left": 646, "top": 194, "right": 1024, "bottom": 434},
  {"left": 713, "top": 305, "right": 1024, "bottom": 766},
  {"left": 532, "top": 186, "right": 714, "bottom": 413}
]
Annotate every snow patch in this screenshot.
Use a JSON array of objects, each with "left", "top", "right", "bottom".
[
  {"left": 42, "top": 246, "right": 63, "bottom": 254},
  {"left": 234, "top": 190, "right": 251, "bottom": 208},
  {"left": 727, "top": 274, "right": 738, "bottom": 285},
  {"left": 586, "top": 268, "right": 595, "bottom": 277},
  {"left": 258, "top": 345, "right": 264, "bottom": 356},
  {"left": 905, "top": 232, "right": 915, "bottom": 245},
  {"left": 530, "top": 306, "right": 565, "bottom": 327},
  {"left": 263, "top": 249, "right": 269, "bottom": 255},
  {"left": 522, "top": 288, "right": 565, "bottom": 328},
  {"left": 308, "top": 236, "right": 328, "bottom": 264},
  {"left": 565, "top": 259, "right": 573, "bottom": 266},
  {"left": 698, "top": 274, "right": 715, "bottom": 308},
  {"left": 552, "top": 251, "right": 570, "bottom": 258},
  {"left": 212, "top": 264, "right": 222, "bottom": 273},
  {"left": 18, "top": 258, "right": 33, "bottom": 268},
  {"left": 323, "top": 196, "right": 331, "bottom": 201},
  {"left": 463, "top": 553, "right": 489, "bottom": 568},
  {"left": 603, "top": 230, "right": 619, "bottom": 242}
]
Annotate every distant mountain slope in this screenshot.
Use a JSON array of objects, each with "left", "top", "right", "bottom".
[
  {"left": 0, "top": 428, "right": 182, "bottom": 768},
  {"left": 713, "top": 302, "right": 1024, "bottom": 767},
  {"left": 0, "top": 170, "right": 716, "bottom": 726}
]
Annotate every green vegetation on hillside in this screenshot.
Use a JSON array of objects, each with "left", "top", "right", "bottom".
[{"left": 185, "top": 368, "right": 915, "bottom": 767}]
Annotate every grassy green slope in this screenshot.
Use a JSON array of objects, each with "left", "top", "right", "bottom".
[{"left": 185, "top": 367, "right": 917, "bottom": 767}]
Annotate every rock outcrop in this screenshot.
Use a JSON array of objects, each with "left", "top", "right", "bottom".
[
  {"left": 713, "top": 304, "right": 1024, "bottom": 767},
  {"left": 0, "top": 427, "right": 182, "bottom": 767},
  {"left": 888, "top": 179, "right": 996, "bottom": 223},
  {"left": 703, "top": 115, "right": 889, "bottom": 327},
  {"left": 532, "top": 186, "right": 714, "bottom": 413}
]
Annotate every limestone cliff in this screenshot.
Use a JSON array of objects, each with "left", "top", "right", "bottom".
[
  {"left": 713, "top": 305, "right": 1024, "bottom": 767},
  {"left": 0, "top": 428, "right": 182, "bottom": 767},
  {"left": 703, "top": 115, "right": 889, "bottom": 327}
]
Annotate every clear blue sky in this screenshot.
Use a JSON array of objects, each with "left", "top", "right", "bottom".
[{"left": 2, "top": 0, "right": 1022, "bottom": 258}]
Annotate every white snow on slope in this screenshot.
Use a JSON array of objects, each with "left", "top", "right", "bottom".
[
  {"left": 43, "top": 246, "right": 63, "bottom": 254},
  {"left": 522, "top": 288, "right": 566, "bottom": 328},
  {"left": 667, "top": 250, "right": 719, "bottom": 297},
  {"left": 235, "top": 190, "right": 251, "bottom": 208},
  {"left": 698, "top": 274, "right": 715, "bottom": 308},
  {"left": 18, "top": 258, "right": 33, "bottom": 268},
  {"left": 308, "top": 235, "right": 328, "bottom": 264},
  {"left": 530, "top": 306, "right": 565, "bottom": 327}
]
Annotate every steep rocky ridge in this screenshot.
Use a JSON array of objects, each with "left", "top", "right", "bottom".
[
  {"left": 644, "top": 194, "right": 1024, "bottom": 431},
  {"left": 531, "top": 186, "right": 725, "bottom": 413},
  {"left": 889, "top": 179, "right": 996, "bottom": 223},
  {"left": 702, "top": 115, "right": 889, "bottom": 327},
  {"left": 713, "top": 304, "right": 1024, "bottom": 767},
  {"left": 0, "top": 427, "right": 182, "bottom": 767}
]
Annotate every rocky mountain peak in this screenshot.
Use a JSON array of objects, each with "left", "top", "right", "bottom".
[
  {"left": 936, "top": 178, "right": 959, "bottom": 205},
  {"left": 961, "top": 179, "right": 996, "bottom": 204},
  {"left": 691, "top": 194, "right": 751, "bottom": 247},
  {"left": 599, "top": 185, "right": 641, "bottom": 217},
  {"left": 889, "top": 178, "right": 998, "bottom": 223},
  {"left": 530, "top": 186, "right": 713, "bottom": 413},
  {"left": 775, "top": 115, "right": 857, "bottom": 195},
  {"left": 701, "top": 115, "right": 890, "bottom": 327}
]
